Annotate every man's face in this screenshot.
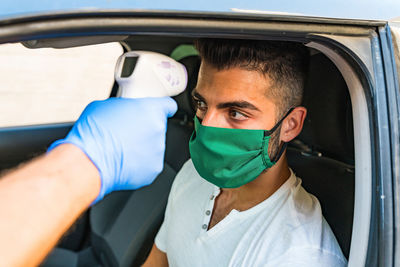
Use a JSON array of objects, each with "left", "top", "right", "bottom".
[{"left": 192, "top": 61, "right": 279, "bottom": 131}]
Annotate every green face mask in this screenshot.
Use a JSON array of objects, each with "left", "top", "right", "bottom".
[{"left": 188, "top": 109, "right": 293, "bottom": 188}]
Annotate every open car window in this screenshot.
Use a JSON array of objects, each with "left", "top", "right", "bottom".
[
  {"left": 0, "top": 42, "right": 123, "bottom": 127},
  {"left": 0, "top": 12, "right": 385, "bottom": 266}
]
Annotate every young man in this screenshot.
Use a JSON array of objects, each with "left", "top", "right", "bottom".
[{"left": 143, "top": 39, "right": 347, "bottom": 266}]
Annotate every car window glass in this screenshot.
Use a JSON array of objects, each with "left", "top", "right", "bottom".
[{"left": 0, "top": 42, "right": 123, "bottom": 127}]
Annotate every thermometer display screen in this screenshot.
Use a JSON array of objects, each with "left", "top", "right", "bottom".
[{"left": 121, "top": 56, "right": 138, "bottom": 78}]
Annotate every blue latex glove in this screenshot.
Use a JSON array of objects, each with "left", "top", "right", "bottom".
[{"left": 48, "top": 97, "right": 177, "bottom": 203}]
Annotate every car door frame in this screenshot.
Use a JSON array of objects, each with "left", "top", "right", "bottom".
[
  {"left": 0, "top": 11, "right": 391, "bottom": 266},
  {"left": 379, "top": 22, "right": 400, "bottom": 267}
]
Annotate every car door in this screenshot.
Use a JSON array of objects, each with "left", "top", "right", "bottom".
[
  {"left": 0, "top": 11, "right": 395, "bottom": 267},
  {"left": 381, "top": 20, "right": 400, "bottom": 267}
]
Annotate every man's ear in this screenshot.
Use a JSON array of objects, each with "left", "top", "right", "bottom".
[{"left": 280, "top": 107, "right": 307, "bottom": 143}]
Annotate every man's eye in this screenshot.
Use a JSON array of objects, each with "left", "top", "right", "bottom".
[
  {"left": 229, "top": 110, "right": 248, "bottom": 120},
  {"left": 196, "top": 100, "right": 207, "bottom": 111}
]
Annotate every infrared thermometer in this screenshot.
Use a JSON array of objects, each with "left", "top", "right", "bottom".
[{"left": 115, "top": 51, "right": 188, "bottom": 98}]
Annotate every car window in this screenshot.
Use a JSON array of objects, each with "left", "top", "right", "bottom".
[{"left": 0, "top": 42, "right": 123, "bottom": 127}]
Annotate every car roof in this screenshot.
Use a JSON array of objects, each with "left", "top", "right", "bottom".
[{"left": 1, "top": 0, "right": 399, "bottom": 21}]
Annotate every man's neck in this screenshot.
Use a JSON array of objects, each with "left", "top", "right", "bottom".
[
  {"left": 207, "top": 154, "right": 291, "bottom": 229},
  {"left": 220, "top": 154, "right": 291, "bottom": 211}
]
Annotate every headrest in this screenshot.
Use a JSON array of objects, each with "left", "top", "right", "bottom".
[
  {"left": 297, "top": 53, "right": 354, "bottom": 164},
  {"left": 172, "top": 50, "right": 201, "bottom": 121}
]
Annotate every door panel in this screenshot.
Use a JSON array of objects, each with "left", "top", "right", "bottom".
[{"left": 0, "top": 123, "right": 72, "bottom": 170}]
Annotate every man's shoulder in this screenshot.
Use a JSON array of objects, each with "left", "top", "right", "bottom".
[
  {"left": 239, "top": 188, "right": 346, "bottom": 265},
  {"left": 169, "top": 159, "right": 211, "bottom": 196},
  {"left": 174, "top": 159, "right": 201, "bottom": 185},
  {"left": 284, "top": 170, "right": 323, "bottom": 226},
  {"left": 278, "top": 173, "right": 327, "bottom": 241},
  {"left": 248, "top": 172, "right": 346, "bottom": 264}
]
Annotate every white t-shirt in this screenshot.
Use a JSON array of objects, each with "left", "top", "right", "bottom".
[{"left": 155, "top": 160, "right": 347, "bottom": 267}]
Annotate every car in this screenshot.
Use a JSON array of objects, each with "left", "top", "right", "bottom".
[{"left": 0, "top": 3, "right": 399, "bottom": 267}]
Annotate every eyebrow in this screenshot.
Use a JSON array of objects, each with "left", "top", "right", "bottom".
[{"left": 192, "top": 90, "right": 261, "bottom": 112}]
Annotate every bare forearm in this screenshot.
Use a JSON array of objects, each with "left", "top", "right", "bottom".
[
  {"left": 0, "top": 144, "right": 100, "bottom": 267},
  {"left": 142, "top": 244, "right": 169, "bottom": 267}
]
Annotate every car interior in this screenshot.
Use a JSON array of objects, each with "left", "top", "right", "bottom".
[{"left": 0, "top": 35, "right": 355, "bottom": 267}]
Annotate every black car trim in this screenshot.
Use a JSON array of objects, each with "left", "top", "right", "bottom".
[{"left": 0, "top": 10, "right": 387, "bottom": 28}]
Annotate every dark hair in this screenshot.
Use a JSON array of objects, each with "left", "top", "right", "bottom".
[{"left": 194, "top": 39, "right": 309, "bottom": 117}]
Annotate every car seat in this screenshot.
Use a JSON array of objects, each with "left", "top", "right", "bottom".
[
  {"left": 287, "top": 52, "right": 355, "bottom": 258},
  {"left": 40, "top": 55, "right": 200, "bottom": 267}
]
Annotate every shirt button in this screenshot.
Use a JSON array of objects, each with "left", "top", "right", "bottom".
[
  {"left": 202, "top": 224, "right": 208, "bottom": 230},
  {"left": 205, "top": 210, "right": 211, "bottom": 216}
]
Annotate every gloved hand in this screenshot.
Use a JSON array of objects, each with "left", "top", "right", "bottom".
[{"left": 48, "top": 97, "right": 177, "bottom": 203}]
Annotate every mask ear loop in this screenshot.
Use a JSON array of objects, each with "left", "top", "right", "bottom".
[
  {"left": 263, "top": 107, "right": 295, "bottom": 163},
  {"left": 272, "top": 143, "right": 288, "bottom": 163},
  {"left": 263, "top": 107, "right": 294, "bottom": 137}
]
